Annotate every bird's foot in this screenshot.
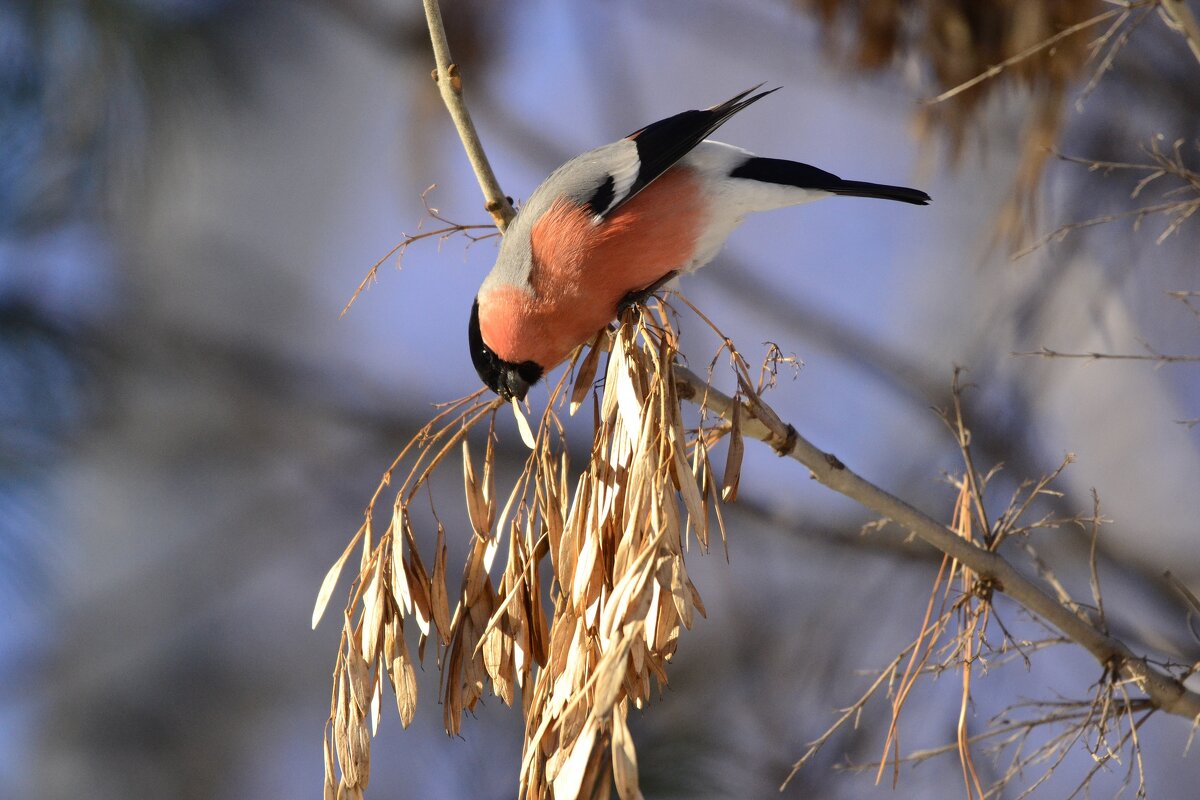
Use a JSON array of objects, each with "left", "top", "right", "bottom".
[{"left": 616, "top": 271, "right": 679, "bottom": 316}]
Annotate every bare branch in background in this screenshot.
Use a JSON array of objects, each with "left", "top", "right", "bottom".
[
  {"left": 1016, "top": 346, "right": 1200, "bottom": 363},
  {"left": 1016, "top": 137, "right": 1200, "bottom": 256},
  {"left": 340, "top": 186, "right": 496, "bottom": 316}
]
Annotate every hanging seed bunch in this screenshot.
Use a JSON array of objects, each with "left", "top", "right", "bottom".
[
  {"left": 801, "top": 0, "right": 1103, "bottom": 149},
  {"left": 800, "top": 0, "right": 1137, "bottom": 244},
  {"left": 314, "top": 298, "right": 749, "bottom": 800}
]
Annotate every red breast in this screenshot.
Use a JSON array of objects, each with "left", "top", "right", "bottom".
[{"left": 480, "top": 166, "right": 706, "bottom": 370}]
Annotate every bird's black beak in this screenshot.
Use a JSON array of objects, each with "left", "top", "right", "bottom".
[{"left": 468, "top": 300, "right": 544, "bottom": 402}]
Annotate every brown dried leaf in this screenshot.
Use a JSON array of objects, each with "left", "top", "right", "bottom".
[
  {"left": 391, "top": 627, "right": 418, "bottom": 728},
  {"left": 334, "top": 673, "right": 355, "bottom": 786},
  {"left": 463, "top": 439, "right": 490, "bottom": 538},
  {"left": 443, "top": 621, "right": 465, "bottom": 735},
  {"left": 571, "top": 333, "right": 605, "bottom": 415},
  {"left": 402, "top": 551, "right": 432, "bottom": 638},
  {"left": 572, "top": 531, "right": 600, "bottom": 610},
  {"left": 558, "top": 473, "right": 591, "bottom": 588},
  {"left": 547, "top": 607, "right": 579, "bottom": 681},
  {"left": 660, "top": 558, "right": 690, "bottom": 631},
  {"left": 312, "top": 524, "right": 364, "bottom": 629},
  {"left": 346, "top": 643, "right": 371, "bottom": 717},
  {"left": 360, "top": 565, "right": 386, "bottom": 661},
  {"left": 388, "top": 505, "right": 413, "bottom": 619},
  {"left": 323, "top": 726, "right": 336, "bottom": 795},
  {"left": 722, "top": 400, "right": 743, "bottom": 502},
  {"left": 430, "top": 524, "right": 452, "bottom": 643},
  {"left": 464, "top": 534, "right": 489, "bottom": 605},
  {"left": 652, "top": 590, "right": 679, "bottom": 654},
  {"left": 593, "top": 635, "right": 635, "bottom": 717},
  {"left": 527, "top": 563, "right": 550, "bottom": 667},
  {"left": 687, "top": 574, "right": 706, "bottom": 619},
  {"left": 348, "top": 712, "right": 371, "bottom": 789},
  {"left": 485, "top": 627, "right": 516, "bottom": 706},
  {"left": 614, "top": 345, "right": 645, "bottom": 442},
  {"left": 672, "top": 441, "right": 707, "bottom": 541},
  {"left": 552, "top": 718, "right": 599, "bottom": 800},
  {"left": 483, "top": 626, "right": 504, "bottom": 689},
  {"left": 612, "top": 707, "right": 644, "bottom": 800}
]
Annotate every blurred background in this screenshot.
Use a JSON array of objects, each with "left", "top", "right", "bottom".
[{"left": 3, "top": 0, "right": 1199, "bottom": 797}]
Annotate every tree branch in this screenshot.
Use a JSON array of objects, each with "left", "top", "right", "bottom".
[
  {"left": 421, "top": 0, "right": 516, "bottom": 231},
  {"left": 672, "top": 365, "right": 1200, "bottom": 723}
]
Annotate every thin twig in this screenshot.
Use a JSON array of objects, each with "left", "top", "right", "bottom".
[
  {"left": 925, "top": 7, "right": 1127, "bottom": 105},
  {"left": 1014, "top": 346, "right": 1200, "bottom": 363},
  {"left": 421, "top": 0, "right": 516, "bottom": 231}
]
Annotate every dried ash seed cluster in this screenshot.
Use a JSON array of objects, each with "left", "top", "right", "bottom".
[{"left": 315, "top": 303, "right": 745, "bottom": 799}]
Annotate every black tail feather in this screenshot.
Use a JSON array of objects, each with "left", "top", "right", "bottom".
[
  {"left": 827, "top": 180, "right": 931, "bottom": 205},
  {"left": 730, "top": 157, "right": 931, "bottom": 205}
]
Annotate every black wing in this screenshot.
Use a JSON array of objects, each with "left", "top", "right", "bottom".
[
  {"left": 589, "top": 85, "right": 778, "bottom": 219},
  {"left": 729, "top": 157, "right": 931, "bottom": 205}
]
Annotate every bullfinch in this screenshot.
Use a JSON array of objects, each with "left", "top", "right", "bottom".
[{"left": 469, "top": 86, "right": 930, "bottom": 401}]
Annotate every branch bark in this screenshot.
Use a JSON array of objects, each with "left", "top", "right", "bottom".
[
  {"left": 421, "top": 0, "right": 516, "bottom": 231},
  {"left": 672, "top": 366, "right": 1200, "bottom": 723}
]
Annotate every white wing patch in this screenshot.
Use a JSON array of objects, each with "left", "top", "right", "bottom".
[{"left": 591, "top": 140, "right": 641, "bottom": 222}]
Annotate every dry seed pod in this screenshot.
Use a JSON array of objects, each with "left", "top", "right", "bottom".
[
  {"left": 334, "top": 673, "right": 355, "bottom": 786},
  {"left": 592, "top": 635, "right": 634, "bottom": 717},
  {"left": 313, "top": 525, "right": 362, "bottom": 629},
  {"left": 672, "top": 443, "right": 707, "bottom": 540},
  {"left": 430, "top": 524, "right": 451, "bottom": 643},
  {"left": 391, "top": 626, "right": 418, "bottom": 728},
  {"left": 512, "top": 398, "right": 537, "bottom": 449},
  {"left": 552, "top": 718, "right": 599, "bottom": 800},
  {"left": 482, "top": 427, "right": 496, "bottom": 507},
  {"left": 612, "top": 707, "right": 643, "bottom": 800},
  {"left": 462, "top": 439, "right": 490, "bottom": 539},
  {"left": 667, "top": 557, "right": 693, "bottom": 630},
  {"left": 401, "top": 550, "right": 432, "bottom": 638},
  {"left": 345, "top": 642, "right": 371, "bottom": 717},
  {"left": 360, "top": 565, "right": 387, "bottom": 662},
  {"left": 323, "top": 733, "right": 337, "bottom": 800},
  {"left": 722, "top": 399, "right": 743, "bottom": 501},
  {"left": 348, "top": 712, "right": 371, "bottom": 789},
  {"left": 570, "top": 334, "right": 605, "bottom": 415},
  {"left": 482, "top": 626, "right": 505, "bottom": 692}
]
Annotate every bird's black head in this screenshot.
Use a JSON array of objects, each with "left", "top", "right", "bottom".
[{"left": 469, "top": 299, "right": 544, "bottom": 402}]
